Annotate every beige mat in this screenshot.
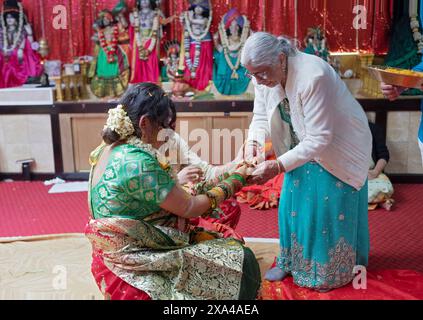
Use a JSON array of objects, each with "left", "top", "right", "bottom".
[{"left": 0, "top": 234, "right": 278, "bottom": 300}]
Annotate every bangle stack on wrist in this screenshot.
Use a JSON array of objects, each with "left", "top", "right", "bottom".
[
  {"left": 206, "top": 187, "right": 225, "bottom": 210},
  {"left": 206, "top": 173, "right": 247, "bottom": 210}
]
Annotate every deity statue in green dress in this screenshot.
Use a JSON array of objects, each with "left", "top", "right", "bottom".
[
  {"left": 89, "top": 8, "right": 130, "bottom": 98},
  {"left": 213, "top": 8, "right": 251, "bottom": 95},
  {"left": 303, "top": 27, "right": 329, "bottom": 62}
]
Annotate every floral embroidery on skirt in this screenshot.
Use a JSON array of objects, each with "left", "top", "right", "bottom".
[{"left": 276, "top": 162, "right": 369, "bottom": 290}]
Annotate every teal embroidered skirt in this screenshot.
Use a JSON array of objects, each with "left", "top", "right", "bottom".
[{"left": 277, "top": 162, "right": 369, "bottom": 290}]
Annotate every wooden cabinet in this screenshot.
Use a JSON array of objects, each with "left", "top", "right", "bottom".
[
  {"left": 61, "top": 112, "right": 253, "bottom": 172},
  {"left": 60, "top": 114, "right": 107, "bottom": 172}
]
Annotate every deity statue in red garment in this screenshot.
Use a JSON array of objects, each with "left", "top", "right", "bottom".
[
  {"left": 129, "top": 0, "right": 176, "bottom": 84},
  {"left": 0, "top": 0, "right": 43, "bottom": 89},
  {"left": 179, "top": 0, "right": 213, "bottom": 91}
]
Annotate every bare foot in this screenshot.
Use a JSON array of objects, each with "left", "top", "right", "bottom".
[
  {"left": 381, "top": 199, "right": 395, "bottom": 211},
  {"left": 264, "top": 267, "right": 289, "bottom": 282}
]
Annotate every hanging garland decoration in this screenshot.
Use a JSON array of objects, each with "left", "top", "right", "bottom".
[
  {"left": 0, "top": 2, "right": 24, "bottom": 56},
  {"left": 133, "top": 8, "right": 159, "bottom": 61},
  {"left": 183, "top": 9, "right": 212, "bottom": 78},
  {"left": 98, "top": 24, "right": 119, "bottom": 63},
  {"left": 184, "top": 33, "right": 201, "bottom": 78},
  {"left": 409, "top": 0, "right": 423, "bottom": 53},
  {"left": 218, "top": 15, "right": 250, "bottom": 80}
]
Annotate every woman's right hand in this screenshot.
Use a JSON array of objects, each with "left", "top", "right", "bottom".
[
  {"left": 368, "top": 169, "right": 379, "bottom": 181},
  {"left": 381, "top": 82, "right": 406, "bottom": 101},
  {"left": 242, "top": 141, "right": 265, "bottom": 164}
]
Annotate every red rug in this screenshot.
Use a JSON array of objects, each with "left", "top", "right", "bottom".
[
  {"left": 236, "top": 183, "right": 423, "bottom": 273},
  {"left": 0, "top": 182, "right": 423, "bottom": 274},
  {"left": 0, "top": 182, "right": 89, "bottom": 237},
  {"left": 260, "top": 269, "right": 423, "bottom": 300}
]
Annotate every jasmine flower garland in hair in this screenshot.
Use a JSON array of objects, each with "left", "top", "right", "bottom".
[{"left": 104, "top": 104, "right": 135, "bottom": 139}]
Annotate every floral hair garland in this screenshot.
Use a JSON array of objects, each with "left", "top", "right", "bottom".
[{"left": 104, "top": 104, "right": 135, "bottom": 139}]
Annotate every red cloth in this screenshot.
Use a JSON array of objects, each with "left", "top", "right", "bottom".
[
  {"left": 0, "top": 39, "right": 43, "bottom": 88},
  {"left": 1, "top": 0, "right": 393, "bottom": 63},
  {"left": 190, "top": 199, "right": 241, "bottom": 229},
  {"left": 190, "top": 199, "right": 244, "bottom": 242},
  {"left": 184, "top": 40, "right": 213, "bottom": 91},
  {"left": 261, "top": 269, "right": 423, "bottom": 300},
  {"left": 236, "top": 174, "right": 284, "bottom": 210},
  {"left": 128, "top": 27, "right": 159, "bottom": 84},
  {"left": 91, "top": 254, "right": 152, "bottom": 300}
]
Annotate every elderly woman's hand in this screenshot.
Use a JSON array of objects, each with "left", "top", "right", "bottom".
[
  {"left": 241, "top": 141, "right": 266, "bottom": 164},
  {"left": 247, "top": 160, "right": 283, "bottom": 185},
  {"left": 368, "top": 168, "right": 380, "bottom": 181}
]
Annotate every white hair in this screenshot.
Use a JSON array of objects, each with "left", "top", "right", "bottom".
[{"left": 241, "top": 32, "right": 297, "bottom": 67}]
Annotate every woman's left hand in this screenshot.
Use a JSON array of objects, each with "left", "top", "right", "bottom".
[
  {"left": 178, "top": 166, "right": 204, "bottom": 185},
  {"left": 247, "top": 160, "right": 283, "bottom": 185}
]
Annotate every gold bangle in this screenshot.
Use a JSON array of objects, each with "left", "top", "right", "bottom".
[{"left": 206, "top": 193, "right": 217, "bottom": 210}]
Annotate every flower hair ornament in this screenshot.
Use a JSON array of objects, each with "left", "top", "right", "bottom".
[{"left": 104, "top": 104, "right": 135, "bottom": 140}]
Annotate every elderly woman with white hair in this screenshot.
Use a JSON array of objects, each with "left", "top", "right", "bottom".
[{"left": 241, "top": 32, "right": 372, "bottom": 291}]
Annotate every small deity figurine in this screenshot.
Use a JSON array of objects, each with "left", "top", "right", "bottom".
[
  {"left": 129, "top": 0, "right": 175, "bottom": 84},
  {"left": 303, "top": 27, "right": 329, "bottom": 62},
  {"left": 180, "top": 0, "right": 213, "bottom": 91},
  {"left": 172, "top": 70, "right": 190, "bottom": 98},
  {"left": 112, "top": 0, "right": 131, "bottom": 58},
  {"left": 213, "top": 8, "right": 251, "bottom": 95},
  {"left": 161, "top": 40, "right": 181, "bottom": 82},
  {"left": 89, "top": 9, "right": 130, "bottom": 98},
  {"left": 0, "top": 0, "right": 43, "bottom": 89}
]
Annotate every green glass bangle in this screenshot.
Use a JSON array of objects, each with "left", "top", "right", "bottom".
[{"left": 229, "top": 173, "right": 247, "bottom": 186}]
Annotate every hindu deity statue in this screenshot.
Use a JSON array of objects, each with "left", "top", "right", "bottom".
[
  {"left": 89, "top": 9, "right": 130, "bottom": 98},
  {"left": 180, "top": 0, "right": 213, "bottom": 91},
  {"left": 0, "top": 0, "right": 43, "bottom": 89},
  {"left": 129, "top": 0, "right": 176, "bottom": 84},
  {"left": 303, "top": 27, "right": 330, "bottom": 62},
  {"left": 161, "top": 40, "right": 180, "bottom": 82},
  {"left": 112, "top": 0, "right": 131, "bottom": 58},
  {"left": 213, "top": 8, "right": 251, "bottom": 95}
]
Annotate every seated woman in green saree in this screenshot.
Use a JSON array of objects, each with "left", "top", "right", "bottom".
[{"left": 85, "top": 83, "right": 261, "bottom": 300}]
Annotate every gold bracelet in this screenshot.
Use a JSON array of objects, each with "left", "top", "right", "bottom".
[
  {"left": 206, "top": 187, "right": 225, "bottom": 210},
  {"left": 208, "top": 195, "right": 217, "bottom": 210}
]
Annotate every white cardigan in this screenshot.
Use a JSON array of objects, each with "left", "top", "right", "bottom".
[{"left": 247, "top": 51, "right": 372, "bottom": 190}]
